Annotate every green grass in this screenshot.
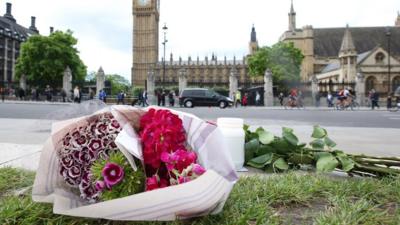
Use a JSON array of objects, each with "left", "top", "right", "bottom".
[{"left": 0, "top": 167, "right": 399, "bottom": 225}]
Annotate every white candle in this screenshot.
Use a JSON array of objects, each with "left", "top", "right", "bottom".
[{"left": 217, "top": 118, "right": 245, "bottom": 171}]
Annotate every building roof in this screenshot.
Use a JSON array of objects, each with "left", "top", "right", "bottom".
[
  {"left": 0, "top": 16, "right": 37, "bottom": 41},
  {"left": 320, "top": 50, "right": 372, "bottom": 73},
  {"left": 314, "top": 26, "right": 400, "bottom": 57}
]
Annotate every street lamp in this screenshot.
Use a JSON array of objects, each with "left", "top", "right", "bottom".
[
  {"left": 386, "top": 27, "right": 391, "bottom": 94},
  {"left": 162, "top": 23, "right": 168, "bottom": 89}
]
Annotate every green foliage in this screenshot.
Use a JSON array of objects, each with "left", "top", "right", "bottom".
[
  {"left": 1, "top": 168, "right": 400, "bottom": 224},
  {"left": 15, "top": 30, "right": 87, "bottom": 88},
  {"left": 0, "top": 167, "right": 35, "bottom": 196},
  {"left": 105, "top": 74, "right": 131, "bottom": 95},
  {"left": 132, "top": 86, "right": 144, "bottom": 97},
  {"left": 91, "top": 152, "right": 145, "bottom": 201},
  {"left": 244, "top": 125, "right": 400, "bottom": 177},
  {"left": 247, "top": 42, "right": 304, "bottom": 87}
]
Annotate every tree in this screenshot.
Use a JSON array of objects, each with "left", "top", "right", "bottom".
[
  {"left": 248, "top": 42, "right": 304, "bottom": 88},
  {"left": 15, "top": 30, "right": 87, "bottom": 88},
  {"left": 106, "top": 74, "right": 131, "bottom": 95}
]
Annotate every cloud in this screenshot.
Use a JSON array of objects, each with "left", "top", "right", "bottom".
[{"left": 2, "top": 0, "right": 399, "bottom": 83}]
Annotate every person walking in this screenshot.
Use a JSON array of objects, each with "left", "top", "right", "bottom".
[
  {"left": 89, "top": 88, "right": 94, "bottom": 100},
  {"left": 235, "top": 91, "right": 241, "bottom": 107},
  {"left": 168, "top": 91, "right": 175, "bottom": 107},
  {"left": 142, "top": 90, "right": 148, "bottom": 107},
  {"left": 371, "top": 89, "right": 380, "bottom": 110},
  {"left": 45, "top": 85, "right": 52, "bottom": 102},
  {"left": 73, "top": 86, "right": 80, "bottom": 103},
  {"left": 242, "top": 93, "right": 248, "bottom": 107},
  {"left": 161, "top": 90, "right": 166, "bottom": 106},
  {"left": 278, "top": 92, "right": 284, "bottom": 106},
  {"left": 327, "top": 92, "right": 333, "bottom": 107},
  {"left": 99, "top": 89, "right": 107, "bottom": 103},
  {"left": 315, "top": 91, "right": 321, "bottom": 107},
  {"left": 61, "top": 89, "right": 67, "bottom": 102},
  {"left": 387, "top": 93, "right": 392, "bottom": 110},
  {"left": 255, "top": 91, "right": 261, "bottom": 106}
]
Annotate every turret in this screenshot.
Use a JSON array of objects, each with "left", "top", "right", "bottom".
[
  {"left": 249, "top": 25, "right": 258, "bottom": 55},
  {"left": 339, "top": 25, "right": 358, "bottom": 81},
  {"left": 288, "top": 0, "right": 296, "bottom": 32}
]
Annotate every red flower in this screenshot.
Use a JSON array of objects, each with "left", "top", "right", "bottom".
[{"left": 102, "top": 162, "right": 124, "bottom": 189}]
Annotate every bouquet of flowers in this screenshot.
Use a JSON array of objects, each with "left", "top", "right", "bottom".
[{"left": 32, "top": 106, "right": 238, "bottom": 221}]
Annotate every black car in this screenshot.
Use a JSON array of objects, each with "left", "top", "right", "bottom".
[{"left": 179, "top": 88, "right": 233, "bottom": 108}]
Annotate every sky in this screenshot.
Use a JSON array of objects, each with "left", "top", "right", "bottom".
[{"left": 3, "top": 0, "right": 400, "bottom": 82}]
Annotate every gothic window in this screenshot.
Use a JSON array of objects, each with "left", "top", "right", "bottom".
[
  {"left": 392, "top": 76, "right": 400, "bottom": 93},
  {"left": 366, "top": 76, "right": 377, "bottom": 92},
  {"left": 375, "top": 52, "right": 385, "bottom": 64}
]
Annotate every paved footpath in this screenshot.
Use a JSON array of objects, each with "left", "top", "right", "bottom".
[{"left": 1, "top": 117, "right": 399, "bottom": 171}]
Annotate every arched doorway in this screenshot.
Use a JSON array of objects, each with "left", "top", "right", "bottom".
[
  {"left": 392, "top": 76, "right": 400, "bottom": 93},
  {"left": 366, "top": 76, "right": 377, "bottom": 93}
]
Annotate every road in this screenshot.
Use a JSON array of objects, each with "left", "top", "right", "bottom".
[
  {"left": 0, "top": 102, "right": 399, "bottom": 128},
  {"left": 0, "top": 102, "right": 399, "bottom": 170}
]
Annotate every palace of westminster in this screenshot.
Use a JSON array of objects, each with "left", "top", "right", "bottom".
[{"left": 0, "top": 1, "right": 399, "bottom": 94}]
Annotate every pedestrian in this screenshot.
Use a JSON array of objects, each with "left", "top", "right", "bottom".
[
  {"left": 0, "top": 87, "right": 4, "bottom": 102},
  {"left": 89, "top": 88, "right": 94, "bottom": 100},
  {"left": 327, "top": 92, "right": 333, "bottom": 107},
  {"left": 315, "top": 91, "right": 321, "bottom": 107},
  {"left": 157, "top": 90, "right": 161, "bottom": 106},
  {"left": 168, "top": 91, "right": 175, "bottom": 107},
  {"left": 18, "top": 88, "right": 25, "bottom": 101},
  {"left": 371, "top": 89, "right": 380, "bottom": 110},
  {"left": 161, "top": 90, "right": 166, "bottom": 106},
  {"left": 255, "top": 91, "right": 261, "bottom": 106},
  {"left": 142, "top": 90, "right": 148, "bottom": 107},
  {"left": 278, "top": 92, "right": 284, "bottom": 106},
  {"left": 235, "top": 91, "right": 241, "bottom": 107},
  {"left": 73, "top": 86, "right": 80, "bottom": 103},
  {"left": 242, "top": 93, "right": 248, "bottom": 107},
  {"left": 387, "top": 93, "right": 392, "bottom": 110},
  {"left": 99, "top": 89, "right": 107, "bottom": 103},
  {"left": 117, "top": 91, "right": 124, "bottom": 105},
  {"left": 45, "top": 85, "right": 52, "bottom": 101},
  {"left": 61, "top": 89, "right": 67, "bottom": 102}
]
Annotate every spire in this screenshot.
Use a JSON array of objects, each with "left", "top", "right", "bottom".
[
  {"left": 290, "top": 0, "right": 295, "bottom": 14},
  {"left": 250, "top": 24, "right": 257, "bottom": 42},
  {"left": 339, "top": 25, "right": 356, "bottom": 54},
  {"left": 288, "top": 0, "right": 296, "bottom": 32},
  {"left": 396, "top": 11, "right": 400, "bottom": 26}
]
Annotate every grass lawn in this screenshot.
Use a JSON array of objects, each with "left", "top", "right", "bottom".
[{"left": 0, "top": 167, "right": 399, "bottom": 225}]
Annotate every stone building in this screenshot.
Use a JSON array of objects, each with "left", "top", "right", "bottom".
[
  {"left": 131, "top": 0, "right": 261, "bottom": 88},
  {"left": 280, "top": 1, "right": 400, "bottom": 95},
  {"left": 0, "top": 3, "right": 39, "bottom": 83}
]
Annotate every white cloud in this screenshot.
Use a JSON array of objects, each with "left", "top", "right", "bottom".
[{"left": 2, "top": 0, "right": 399, "bottom": 83}]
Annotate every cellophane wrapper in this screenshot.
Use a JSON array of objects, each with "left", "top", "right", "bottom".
[{"left": 32, "top": 105, "right": 238, "bottom": 221}]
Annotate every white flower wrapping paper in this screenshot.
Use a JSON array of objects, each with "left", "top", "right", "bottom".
[{"left": 32, "top": 105, "right": 238, "bottom": 221}]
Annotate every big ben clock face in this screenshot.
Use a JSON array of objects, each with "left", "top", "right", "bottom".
[{"left": 138, "top": 0, "right": 150, "bottom": 6}]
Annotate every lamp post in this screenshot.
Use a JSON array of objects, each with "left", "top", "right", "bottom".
[
  {"left": 386, "top": 27, "right": 391, "bottom": 94},
  {"left": 162, "top": 23, "right": 168, "bottom": 89}
]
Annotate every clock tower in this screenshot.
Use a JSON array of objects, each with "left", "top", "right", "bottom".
[{"left": 132, "top": 0, "right": 160, "bottom": 86}]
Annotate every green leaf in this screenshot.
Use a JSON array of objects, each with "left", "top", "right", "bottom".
[
  {"left": 257, "top": 130, "right": 275, "bottom": 145},
  {"left": 245, "top": 139, "right": 259, "bottom": 163},
  {"left": 316, "top": 154, "right": 339, "bottom": 172},
  {"left": 283, "top": 130, "right": 299, "bottom": 146},
  {"left": 337, "top": 155, "right": 355, "bottom": 172},
  {"left": 243, "top": 124, "right": 250, "bottom": 132},
  {"left": 247, "top": 153, "right": 273, "bottom": 169},
  {"left": 288, "top": 153, "right": 314, "bottom": 165},
  {"left": 273, "top": 158, "right": 289, "bottom": 170},
  {"left": 255, "top": 127, "right": 265, "bottom": 133},
  {"left": 282, "top": 127, "right": 294, "bottom": 133},
  {"left": 324, "top": 136, "right": 337, "bottom": 148},
  {"left": 312, "top": 125, "right": 327, "bottom": 139},
  {"left": 257, "top": 145, "right": 275, "bottom": 156},
  {"left": 310, "top": 139, "right": 325, "bottom": 150}
]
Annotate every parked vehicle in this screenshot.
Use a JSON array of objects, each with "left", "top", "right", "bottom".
[{"left": 179, "top": 88, "right": 233, "bottom": 108}]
